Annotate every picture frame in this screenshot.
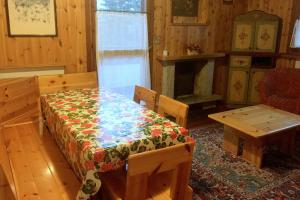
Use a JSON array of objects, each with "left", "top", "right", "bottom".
[
  {"left": 6, "top": 0, "right": 58, "bottom": 37},
  {"left": 171, "top": 0, "right": 209, "bottom": 26},
  {"left": 172, "top": 0, "right": 199, "bottom": 17}
]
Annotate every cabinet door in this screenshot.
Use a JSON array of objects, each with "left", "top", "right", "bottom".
[
  {"left": 254, "top": 21, "right": 279, "bottom": 52},
  {"left": 248, "top": 69, "right": 268, "bottom": 105},
  {"left": 227, "top": 68, "right": 249, "bottom": 104},
  {"left": 232, "top": 21, "right": 255, "bottom": 52}
]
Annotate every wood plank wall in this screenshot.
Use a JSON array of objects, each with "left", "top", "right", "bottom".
[
  {"left": 151, "top": 0, "right": 296, "bottom": 94},
  {"left": 0, "top": 0, "right": 88, "bottom": 73},
  {"left": 152, "top": 0, "right": 245, "bottom": 93}
]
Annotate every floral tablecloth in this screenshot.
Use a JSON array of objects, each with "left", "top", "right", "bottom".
[{"left": 40, "top": 88, "right": 194, "bottom": 200}]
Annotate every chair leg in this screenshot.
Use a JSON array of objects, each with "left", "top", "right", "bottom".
[
  {"left": 170, "top": 161, "right": 192, "bottom": 200},
  {"left": 184, "top": 186, "right": 193, "bottom": 200},
  {"left": 125, "top": 173, "right": 148, "bottom": 200}
]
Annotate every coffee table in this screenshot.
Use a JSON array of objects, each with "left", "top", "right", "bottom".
[{"left": 209, "top": 105, "right": 300, "bottom": 168}]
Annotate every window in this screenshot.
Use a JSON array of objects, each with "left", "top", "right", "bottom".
[
  {"left": 97, "top": 0, "right": 144, "bottom": 12},
  {"left": 290, "top": 18, "right": 300, "bottom": 48},
  {"left": 96, "top": 0, "right": 150, "bottom": 99}
]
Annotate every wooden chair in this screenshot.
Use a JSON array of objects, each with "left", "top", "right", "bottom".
[
  {"left": 100, "top": 142, "right": 194, "bottom": 200},
  {"left": 133, "top": 86, "right": 157, "bottom": 111},
  {"left": 157, "top": 95, "right": 189, "bottom": 128}
]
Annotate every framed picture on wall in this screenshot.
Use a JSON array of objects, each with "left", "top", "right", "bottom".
[
  {"left": 171, "top": 0, "right": 208, "bottom": 25},
  {"left": 172, "top": 0, "right": 199, "bottom": 17},
  {"left": 6, "top": 0, "right": 57, "bottom": 36}
]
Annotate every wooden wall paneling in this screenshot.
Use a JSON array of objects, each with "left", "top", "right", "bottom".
[
  {"left": 58, "top": 0, "right": 69, "bottom": 68},
  {"left": 276, "top": 57, "right": 296, "bottom": 69},
  {"left": 147, "top": 0, "right": 155, "bottom": 90},
  {"left": 85, "top": 0, "right": 97, "bottom": 72},
  {"left": 67, "top": 0, "right": 78, "bottom": 73},
  {"left": 0, "top": 1, "right": 6, "bottom": 64},
  {"left": 213, "top": 56, "right": 230, "bottom": 98},
  {"left": 152, "top": 0, "right": 167, "bottom": 93},
  {"left": 76, "top": 0, "right": 88, "bottom": 73},
  {"left": 0, "top": 0, "right": 87, "bottom": 73}
]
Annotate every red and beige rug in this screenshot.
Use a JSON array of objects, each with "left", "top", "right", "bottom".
[{"left": 190, "top": 124, "right": 300, "bottom": 200}]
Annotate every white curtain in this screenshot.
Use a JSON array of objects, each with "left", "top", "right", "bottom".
[
  {"left": 96, "top": 11, "right": 151, "bottom": 99},
  {"left": 291, "top": 19, "right": 300, "bottom": 48}
]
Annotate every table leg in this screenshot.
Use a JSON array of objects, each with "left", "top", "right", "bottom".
[
  {"left": 278, "top": 130, "right": 296, "bottom": 155},
  {"left": 242, "top": 139, "right": 263, "bottom": 168},
  {"left": 223, "top": 126, "right": 239, "bottom": 156}
]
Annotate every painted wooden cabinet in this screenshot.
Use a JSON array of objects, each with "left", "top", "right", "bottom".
[
  {"left": 232, "top": 11, "right": 280, "bottom": 53},
  {"left": 228, "top": 11, "right": 280, "bottom": 106},
  {"left": 227, "top": 56, "right": 270, "bottom": 105}
]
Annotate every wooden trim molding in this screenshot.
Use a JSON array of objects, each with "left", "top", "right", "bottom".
[
  {"left": 85, "top": 0, "right": 97, "bottom": 72},
  {"left": 287, "top": 0, "right": 300, "bottom": 55},
  {"left": 279, "top": 53, "right": 300, "bottom": 60}
]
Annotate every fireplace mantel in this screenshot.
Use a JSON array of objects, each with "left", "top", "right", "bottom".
[
  {"left": 158, "top": 53, "right": 225, "bottom": 105},
  {"left": 157, "top": 53, "right": 226, "bottom": 63}
]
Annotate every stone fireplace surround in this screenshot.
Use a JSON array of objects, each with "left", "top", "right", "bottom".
[{"left": 157, "top": 53, "right": 225, "bottom": 105}]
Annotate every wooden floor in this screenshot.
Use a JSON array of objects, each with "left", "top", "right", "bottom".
[
  {"left": 0, "top": 122, "right": 80, "bottom": 200},
  {"left": 187, "top": 104, "right": 226, "bottom": 129}
]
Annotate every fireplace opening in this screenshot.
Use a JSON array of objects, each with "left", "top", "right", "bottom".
[
  {"left": 174, "top": 61, "right": 196, "bottom": 98},
  {"left": 173, "top": 60, "right": 222, "bottom": 105}
]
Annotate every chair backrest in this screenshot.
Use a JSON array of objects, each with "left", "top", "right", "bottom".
[
  {"left": 126, "top": 142, "right": 194, "bottom": 200},
  {"left": 38, "top": 72, "right": 98, "bottom": 94},
  {"left": 157, "top": 95, "right": 189, "bottom": 128},
  {"left": 133, "top": 86, "right": 157, "bottom": 111}
]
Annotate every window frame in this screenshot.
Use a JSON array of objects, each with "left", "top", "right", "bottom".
[{"left": 287, "top": 1, "right": 300, "bottom": 55}]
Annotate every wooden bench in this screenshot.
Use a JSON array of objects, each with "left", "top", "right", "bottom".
[
  {"left": 0, "top": 122, "right": 81, "bottom": 200},
  {"left": 0, "top": 75, "right": 88, "bottom": 200}
]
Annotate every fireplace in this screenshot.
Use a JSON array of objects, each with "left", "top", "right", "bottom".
[{"left": 158, "top": 54, "right": 225, "bottom": 105}]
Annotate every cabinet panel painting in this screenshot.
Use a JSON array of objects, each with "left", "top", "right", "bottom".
[
  {"left": 233, "top": 23, "right": 253, "bottom": 51},
  {"left": 228, "top": 70, "right": 248, "bottom": 104},
  {"left": 248, "top": 70, "right": 266, "bottom": 104},
  {"left": 255, "top": 24, "right": 277, "bottom": 51}
]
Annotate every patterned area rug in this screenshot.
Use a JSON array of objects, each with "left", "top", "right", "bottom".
[{"left": 190, "top": 123, "right": 300, "bottom": 200}]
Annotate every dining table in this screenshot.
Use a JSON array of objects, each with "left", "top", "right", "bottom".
[{"left": 40, "top": 88, "right": 194, "bottom": 200}]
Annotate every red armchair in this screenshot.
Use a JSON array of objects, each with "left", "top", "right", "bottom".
[{"left": 259, "top": 68, "right": 300, "bottom": 115}]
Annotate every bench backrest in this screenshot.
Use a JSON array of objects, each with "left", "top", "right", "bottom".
[{"left": 38, "top": 72, "right": 98, "bottom": 94}]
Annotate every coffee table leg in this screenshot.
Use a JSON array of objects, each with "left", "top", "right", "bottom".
[
  {"left": 223, "top": 126, "right": 239, "bottom": 156},
  {"left": 242, "top": 139, "right": 263, "bottom": 168},
  {"left": 279, "top": 130, "right": 296, "bottom": 155}
]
